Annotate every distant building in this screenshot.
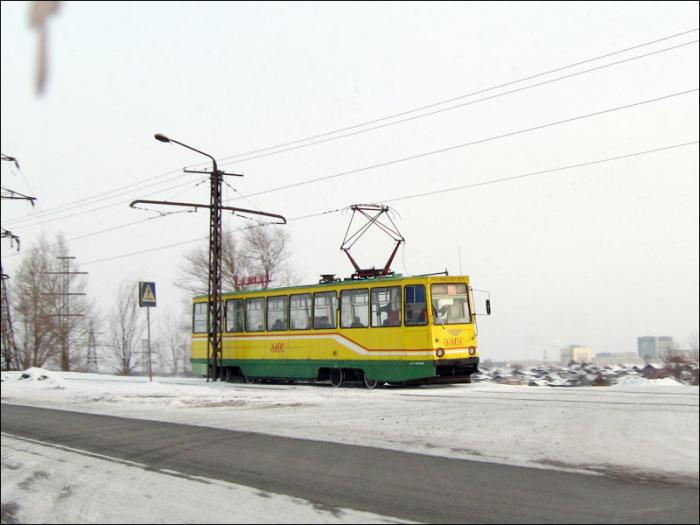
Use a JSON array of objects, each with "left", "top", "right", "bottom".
[
  {"left": 560, "top": 345, "right": 592, "bottom": 364},
  {"left": 637, "top": 336, "right": 675, "bottom": 360}
]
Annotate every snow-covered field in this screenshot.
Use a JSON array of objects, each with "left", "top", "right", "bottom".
[{"left": 2, "top": 368, "right": 698, "bottom": 523}]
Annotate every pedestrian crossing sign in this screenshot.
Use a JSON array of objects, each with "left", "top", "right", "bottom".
[{"left": 139, "top": 281, "right": 157, "bottom": 307}]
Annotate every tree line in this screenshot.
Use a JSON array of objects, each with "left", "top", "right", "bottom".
[{"left": 1, "top": 226, "right": 292, "bottom": 374}]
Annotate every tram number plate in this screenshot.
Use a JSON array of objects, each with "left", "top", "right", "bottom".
[{"left": 271, "top": 342, "right": 285, "bottom": 353}]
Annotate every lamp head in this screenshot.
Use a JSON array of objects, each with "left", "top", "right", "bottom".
[{"left": 154, "top": 133, "right": 170, "bottom": 143}]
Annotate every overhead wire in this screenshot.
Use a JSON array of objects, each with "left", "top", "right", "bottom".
[
  {"left": 3, "top": 169, "right": 188, "bottom": 226},
  {"left": 378, "top": 141, "right": 699, "bottom": 205},
  {"left": 4, "top": 28, "right": 697, "bottom": 225},
  {"left": 193, "top": 27, "right": 700, "bottom": 169},
  {"left": 225, "top": 88, "right": 698, "bottom": 202},
  {"left": 2, "top": 178, "right": 211, "bottom": 259},
  {"left": 214, "top": 39, "right": 698, "bottom": 169},
  {"left": 77, "top": 139, "right": 698, "bottom": 266},
  {"left": 6, "top": 175, "right": 203, "bottom": 230},
  {"left": 5, "top": 87, "right": 697, "bottom": 260}
]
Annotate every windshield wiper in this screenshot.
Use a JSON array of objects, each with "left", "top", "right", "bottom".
[{"left": 432, "top": 306, "right": 446, "bottom": 328}]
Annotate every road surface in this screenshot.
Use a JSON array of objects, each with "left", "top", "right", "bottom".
[{"left": 2, "top": 403, "right": 697, "bottom": 523}]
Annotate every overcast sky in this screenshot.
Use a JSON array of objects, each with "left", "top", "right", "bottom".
[{"left": 1, "top": 1, "right": 698, "bottom": 361}]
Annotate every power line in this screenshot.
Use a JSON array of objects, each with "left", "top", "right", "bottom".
[
  {"left": 214, "top": 39, "right": 698, "bottom": 170},
  {"left": 1, "top": 180, "right": 252, "bottom": 261},
  {"left": 5, "top": 87, "right": 696, "bottom": 261},
  {"left": 379, "top": 141, "right": 699, "bottom": 204},
  {"left": 5, "top": 175, "right": 201, "bottom": 230},
  {"left": 4, "top": 28, "right": 697, "bottom": 225},
  {"left": 4, "top": 170, "right": 189, "bottom": 227},
  {"left": 1, "top": 216, "right": 166, "bottom": 260},
  {"left": 43, "top": 256, "right": 88, "bottom": 371},
  {"left": 198, "top": 28, "right": 700, "bottom": 169},
  {"left": 78, "top": 139, "right": 698, "bottom": 266},
  {"left": 227, "top": 88, "right": 698, "bottom": 202}
]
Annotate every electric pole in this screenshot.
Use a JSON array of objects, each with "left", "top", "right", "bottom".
[
  {"left": 1, "top": 153, "right": 36, "bottom": 370},
  {"left": 44, "top": 256, "right": 87, "bottom": 371},
  {"left": 130, "top": 134, "right": 286, "bottom": 382},
  {"left": 86, "top": 327, "right": 101, "bottom": 373},
  {"left": 0, "top": 262, "right": 21, "bottom": 371}
]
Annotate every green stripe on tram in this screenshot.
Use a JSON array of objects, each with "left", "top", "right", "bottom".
[{"left": 190, "top": 358, "right": 434, "bottom": 382}]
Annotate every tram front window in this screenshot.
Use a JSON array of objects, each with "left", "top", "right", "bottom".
[{"left": 430, "top": 284, "right": 471, "bottom": 325}]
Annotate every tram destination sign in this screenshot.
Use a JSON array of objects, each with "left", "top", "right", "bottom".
[{"left": 138, "top": 281, "right": 157, "bottom": 307}]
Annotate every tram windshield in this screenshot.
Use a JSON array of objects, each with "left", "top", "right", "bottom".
[{"left": 430, "top": 283, "right": 471, "bottom": 325}]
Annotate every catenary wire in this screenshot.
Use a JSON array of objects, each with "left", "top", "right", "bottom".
[
  {"left": 225, "top": 88, "right": 698, "bottom": 203},
  {"left": 4, "top": 28, "right": 697, "bottom": 224},
  {"left": 4, "top": 88, "right": 696, "bottom": 257},
  {"left": 196, "top": 28, "right": 700, "bottom": 168},
  {"left": 76, "top": 140, "right": 698, "bottom": 266},
  {"left": 214, "top": 39, "right": 698, "bottom": 169}
]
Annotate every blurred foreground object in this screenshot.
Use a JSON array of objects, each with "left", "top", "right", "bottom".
[{"left": 28, "top": 1, "right": 60, "bottom": 96}]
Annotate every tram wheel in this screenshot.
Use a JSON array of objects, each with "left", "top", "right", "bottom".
[
  {"left": 363, "top": 373, "right": 380, "bottom": 389},
  {"left": 330, "top": 368, "right": 344, "bottom": 388},
  {"left": 244, "top": 375, "right": 257, "bottom": 384}
]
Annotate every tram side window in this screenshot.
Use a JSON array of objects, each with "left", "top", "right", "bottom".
[
  {"left": 404, "top": 285, "right": 427, "bottom": 326},
  {"left": 341, "top": 289, "right": 369, "bottom": 328},
  {"left": 313, "top": 291, "right": 337, "bottom": 329},
  {"left": 193, "top": 302, "right": 208, "bottom": 333},
  {"left": 371, "top": 286, "right": 401, "bottom": 327},
  {"left": 290, "top": 293, "right": 312, "bottom": 330},
  {"left": 245, "top": 297, "right": 266, "bottom": 332},
  {"left": 225, "top": 299, "right": 245, "bottom": 333},
  {"left": 267, "top": 296, "right": 288, "bottom": 331}
]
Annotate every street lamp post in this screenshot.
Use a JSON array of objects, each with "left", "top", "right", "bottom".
[
  {"left": 145, "top": 135, "right": 286, "bottom": 381},
  {"left": 153, "top": 134, "right": 230, "bottom": 382}
]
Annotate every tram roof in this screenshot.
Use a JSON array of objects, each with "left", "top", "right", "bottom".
[{"left": 193, "top": 273, "right": 469, "bottom": 300}]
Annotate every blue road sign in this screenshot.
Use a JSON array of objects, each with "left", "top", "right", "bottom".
[{"left": 138, "top": 281, "right": 156, "bottom": 307}]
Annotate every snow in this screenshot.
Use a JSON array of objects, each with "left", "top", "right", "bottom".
[
  {"left": 1, "top": 435, "right": 407, "bottom": 524},
  {"left": 2, "top": 367, "right": 698, "bottom": 522}
]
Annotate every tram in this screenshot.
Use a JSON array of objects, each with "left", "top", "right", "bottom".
[{"left": 191, "top": 272, "right": 489, "bottom": 388}]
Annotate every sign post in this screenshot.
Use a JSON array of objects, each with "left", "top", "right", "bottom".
[{"left": 138, "top": 281, "right": 157, "bottom": 382}]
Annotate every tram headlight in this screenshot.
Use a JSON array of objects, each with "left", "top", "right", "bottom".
[
  {"left": 436, "top": 348, "right": 445, "bottom": 358},
  {"left": 468, "top": 347, "right": 476, "bottom": 356}
]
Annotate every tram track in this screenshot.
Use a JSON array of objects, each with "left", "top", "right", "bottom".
[{"left": 396, "top": 391, "right": 699, "bottom": 408}]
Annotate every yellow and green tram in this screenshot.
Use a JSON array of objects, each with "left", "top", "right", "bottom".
[{"left": 191, "top": 274, "right": 485, "bottom": 388}]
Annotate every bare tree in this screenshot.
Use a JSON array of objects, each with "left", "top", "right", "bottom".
[
  {"left": 174, "top": 232, "right": 248, "bottom": 295},
  {"left": 108, "top": 279, "right": 144, "bottom": 375},
  {"left": 12, "top": 234, "right": 58, "bottom": 368},
  {"left": 174, "top": 225, "right": 295, "bottom": 294},
  {"left": 10, "top": 233, "right": 90, "bottom": 370},
  {"left": 689, "top": 331, "right": 699, "bottom": 362},
  {"left": 157, "top": 313, "right": 190, "bottom": 376},
  {"left": 240, "top": 226, "right": 292, "bottom": 288}
]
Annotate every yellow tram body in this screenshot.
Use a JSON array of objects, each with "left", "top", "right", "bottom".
[{"left": 191, "top": 274, "right": 481, "bottom": 385}]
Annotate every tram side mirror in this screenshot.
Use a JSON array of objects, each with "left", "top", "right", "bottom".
[{"left": 485, "top": 299, "right": 491, "bottom": 315}]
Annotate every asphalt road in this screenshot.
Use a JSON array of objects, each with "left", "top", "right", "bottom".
[{"left": 2, "top": 403, "right": 697, "bottom": 524}]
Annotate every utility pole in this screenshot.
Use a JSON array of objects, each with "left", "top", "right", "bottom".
[
  {"left": 1, "top": 153, "right": 36, "bottom": 370},
  {"left": 131, "top": 134, "right": 286, "bottom": 382},
  {"left": 44, "top": 256, "right": 87, "bottom": 371},
  {"left": 0, "top": 266, "right": 21, "bottom": 371},
  {"left": 86, "top": 328, "right": 101, "bottom": 373}
]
